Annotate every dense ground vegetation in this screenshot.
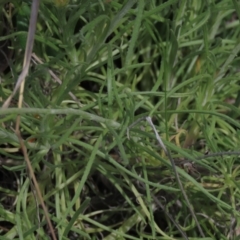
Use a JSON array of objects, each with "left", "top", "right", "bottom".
[{"left": 1, "top": 0, "right": 240, "bottom": 239}]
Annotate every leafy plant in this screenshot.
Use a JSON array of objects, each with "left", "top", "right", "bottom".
[{"left": 1, "top": 0, "right": 240, "bottom": 239}]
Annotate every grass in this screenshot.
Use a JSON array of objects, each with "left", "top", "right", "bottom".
[{"left": 1, "top": 0, "right": 240, "bottom": 239}]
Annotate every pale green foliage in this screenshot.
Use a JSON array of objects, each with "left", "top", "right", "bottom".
[{"left": 1, "top": 0, "right": 240, "bottom": 239}]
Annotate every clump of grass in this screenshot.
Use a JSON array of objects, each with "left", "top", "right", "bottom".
[{"left": 1, "top": 0, "right": 240, "bottom": 239}]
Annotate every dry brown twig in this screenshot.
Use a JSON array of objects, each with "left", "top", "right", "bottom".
[
  {"left": 1, "top": 1, "right": 57, "bottom": 239},
  {"left": 127, "top": 116, "right": 205, "bottom": 238}
]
